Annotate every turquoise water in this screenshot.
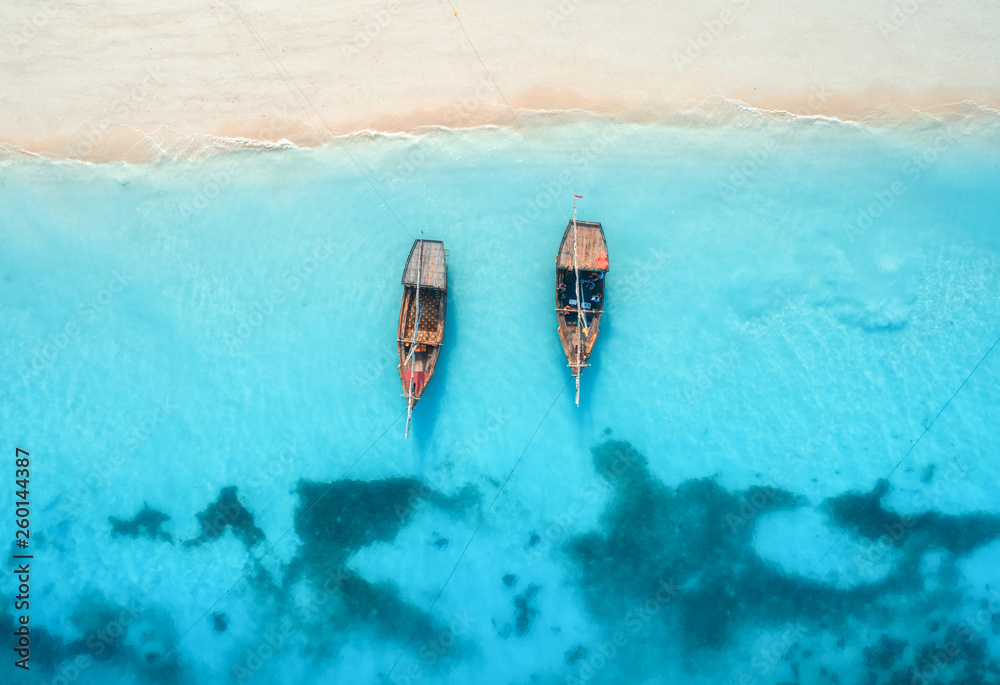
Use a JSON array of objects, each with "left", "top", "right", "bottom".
[{"left": 2, "top": 115, "right": 1000, "bottom": 684}]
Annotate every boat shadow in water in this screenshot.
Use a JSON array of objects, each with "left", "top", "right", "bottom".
[{"left": 408, "top": 285, "right": 456, "bottom": 449}]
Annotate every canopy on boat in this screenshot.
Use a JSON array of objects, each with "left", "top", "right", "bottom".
[
  {"left": 402, "top": 240, "right": 447, "bottom": 290},
  {"left": 556, "top": 221, "right": 608, "bottom": 271}
]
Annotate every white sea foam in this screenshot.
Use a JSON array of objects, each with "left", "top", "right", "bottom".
[{"left": 2, "top": 97, "right": 997, "bottom": 166}]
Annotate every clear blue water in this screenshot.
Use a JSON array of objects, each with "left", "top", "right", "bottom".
[{"left": 2, "top": 115, "right": 1000, "bottom": 684}]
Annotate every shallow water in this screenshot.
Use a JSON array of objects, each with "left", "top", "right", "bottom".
[{"left": 2, "top": 115, "right": 1000, "bottom": 684}]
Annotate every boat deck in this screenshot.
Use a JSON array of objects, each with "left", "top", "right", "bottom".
[
  {"left": 399, "top": 288, "right": 445, "bottom": 345},
  {"left": 557, "top": 269, "right": 605, "bottom": 317}
]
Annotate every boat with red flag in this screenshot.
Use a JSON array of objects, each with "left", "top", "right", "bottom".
[
  {"left": 397, "top": 236, "right": 448, "bottom": 438},
  {"left": 555, "top": 195, "right": 609, "bottom": 405}
]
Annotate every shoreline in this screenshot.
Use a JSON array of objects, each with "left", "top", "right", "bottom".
[{"left": 1, "top": 95, "right": 998, "bottom": 165}]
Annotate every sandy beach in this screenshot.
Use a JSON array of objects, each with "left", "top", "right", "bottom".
[{"left": 1, "top": 0, "right": 998, "bottom": 161}]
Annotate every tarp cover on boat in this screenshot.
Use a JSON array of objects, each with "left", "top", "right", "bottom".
[{"left": 595, "top": 252, "right": 609, "bottom": 270}]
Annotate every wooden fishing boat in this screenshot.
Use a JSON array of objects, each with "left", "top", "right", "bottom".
[
  {"left": 398, "top": 237, "right": 448, "bottom": 439},
  {"left": 555, "top": 196, "right": 608, "bottom": 405}
]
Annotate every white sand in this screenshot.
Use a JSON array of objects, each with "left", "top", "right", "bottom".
[{"left": 1, "top": 0, "right": 998, "bottom": 160}]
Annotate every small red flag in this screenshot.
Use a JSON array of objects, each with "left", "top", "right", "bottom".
[{"left": 574, "top": 194, "right": 583, "bottom": 198}]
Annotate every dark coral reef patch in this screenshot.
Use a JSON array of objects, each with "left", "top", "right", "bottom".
[
  {"left": 184, "top": 486, "right": 265, "bottom": 550},
  {"left": 109, "top": 504, "right": 172, "bottom": 542},
  {"left": 282, "top": 478, "right": 478, "bottom": 660},
  {"left": 566, "top": 440, "right": 1000, "bottom": 655}
]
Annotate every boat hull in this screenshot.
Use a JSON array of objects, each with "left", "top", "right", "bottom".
[
  {"left": 555, "top": 220, "right": 608, "bottom": 377},
  {"left": 397, "top": 240, "right": 448, "bottom": 406},
  {"left": 556, "top": 314, "right": 601, "bottom": 376}
]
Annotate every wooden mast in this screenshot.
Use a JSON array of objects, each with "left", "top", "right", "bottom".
[
  {"left": 403, "top": 233, "right": 424, "bottom": 439},
  {"left": 572, "top": 194, "right": 585, "bottom": 406}
]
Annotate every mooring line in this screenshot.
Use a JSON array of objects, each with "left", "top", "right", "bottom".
[
  {"left": 444, "top": 0, "right": 570, "bottom": 223},
  {"left": 381, "top": 378, "right": 571, "bottom": 684},
  {"left": 223, "top": 0, "right": 413, "bottom": 239},
  {"left": 806, "top": 328, "right": 1000, "bottom": 579}
]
